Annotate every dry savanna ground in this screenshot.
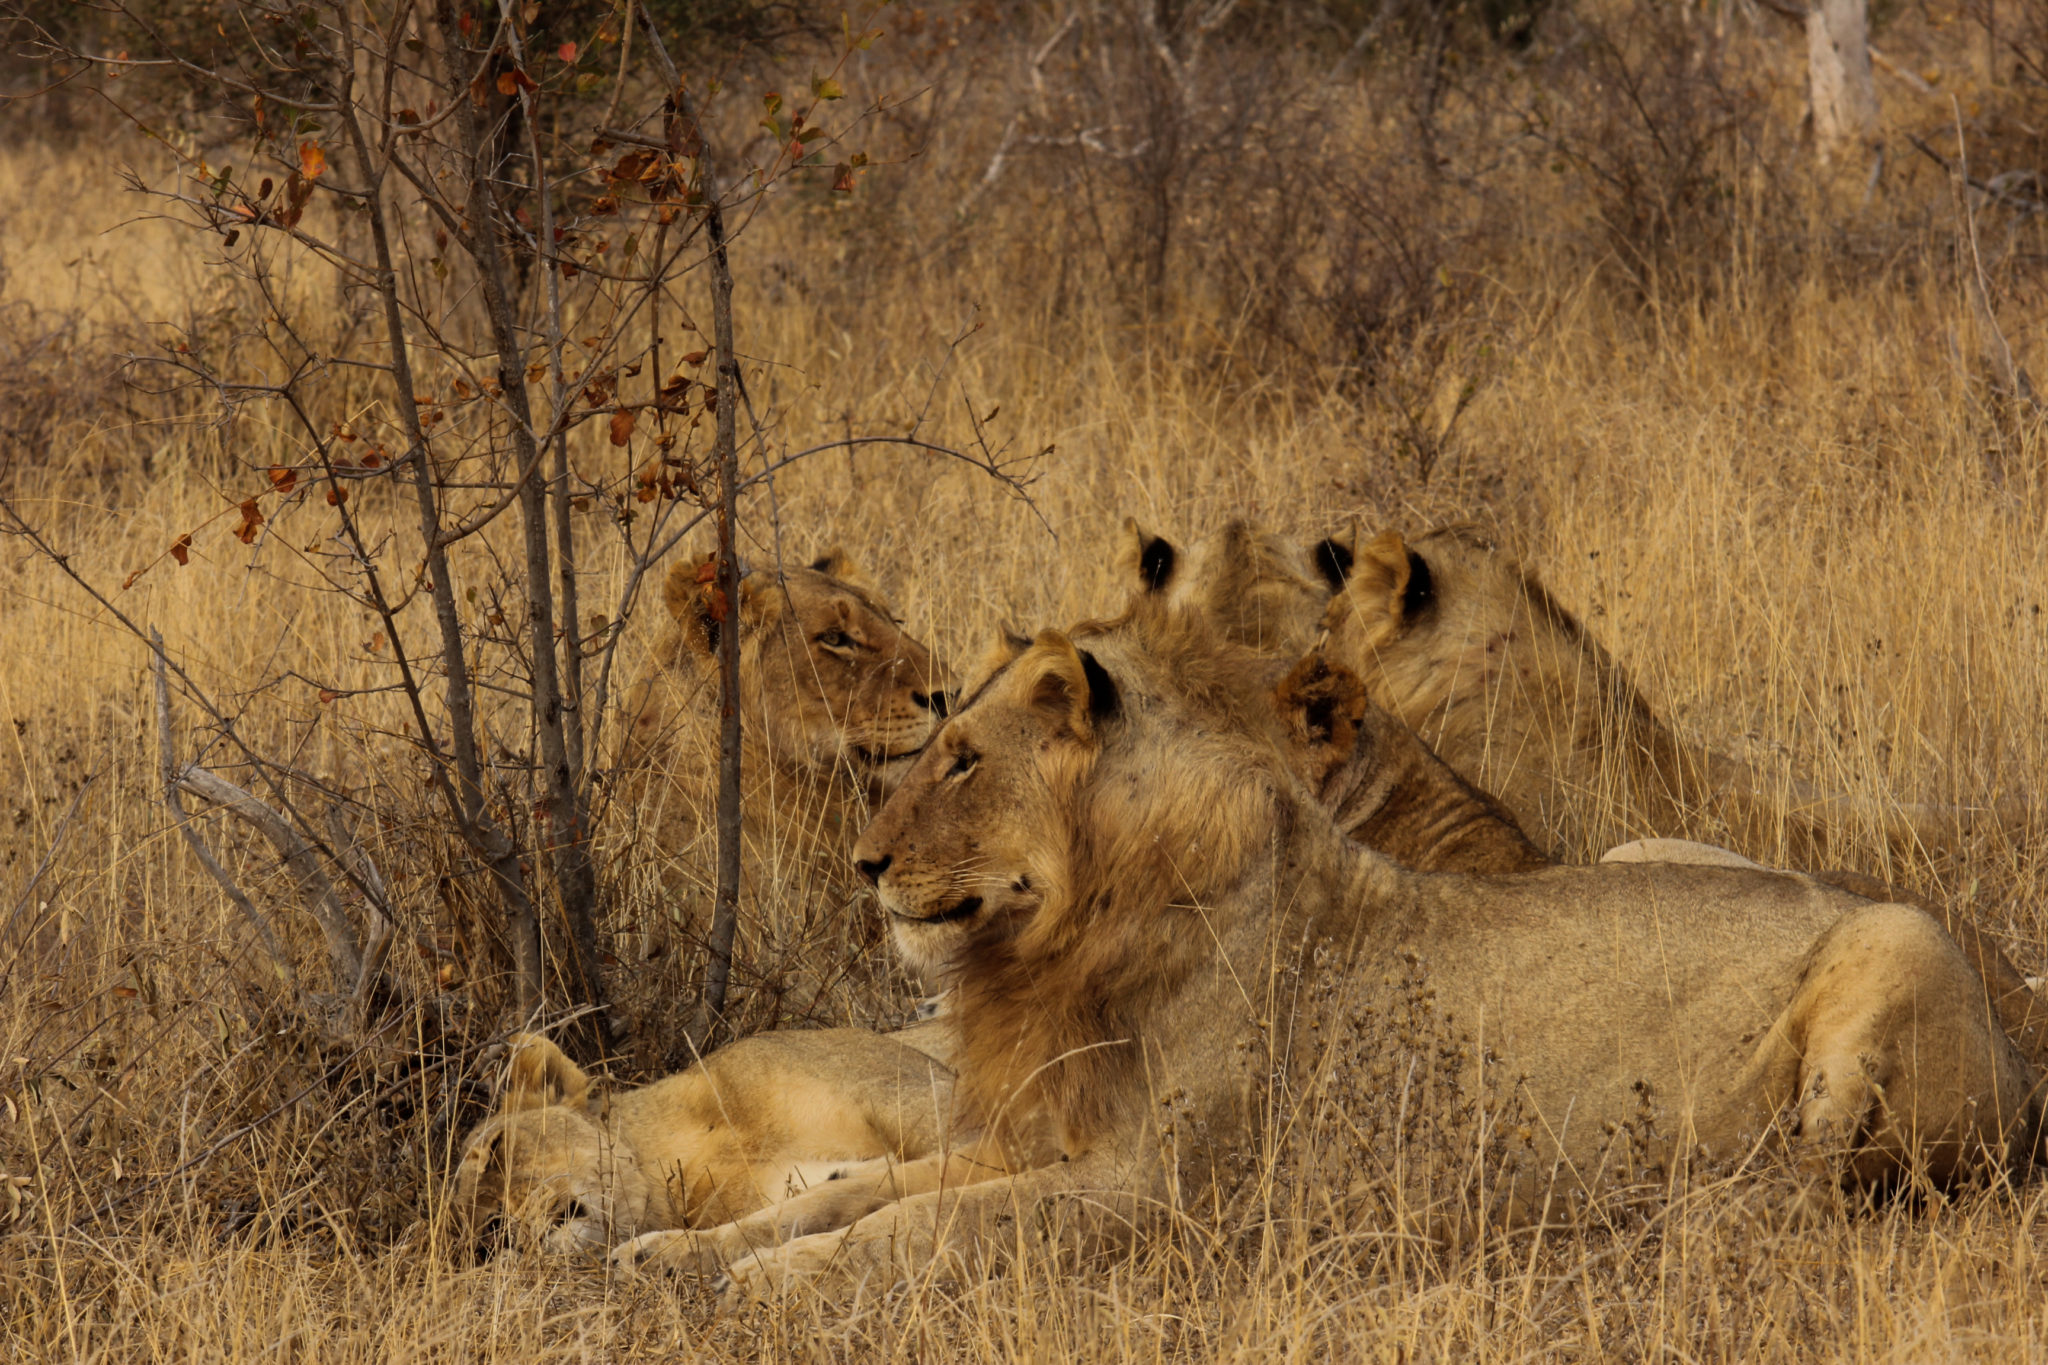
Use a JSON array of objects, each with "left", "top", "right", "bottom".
[{"left": 1, "top": 3, "right": 2046, "bottom": 1359}]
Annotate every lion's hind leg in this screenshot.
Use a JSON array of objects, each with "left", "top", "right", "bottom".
[{"left": 1779, "top": 902, "right": 2039, "bottom": 1198}]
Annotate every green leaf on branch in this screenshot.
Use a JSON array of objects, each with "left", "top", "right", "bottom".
[{"left": 811, "top": 76, "right": 843, "bottom": 100}]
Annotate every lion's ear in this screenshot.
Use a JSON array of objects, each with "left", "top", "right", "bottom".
[
  {"left": 1024, "top": 630, "right": 1120, "bottom": 738},
  {"left": 960, "top": 626, "right": 1031, "bottom": 700},
  {"left": 661, "top": 559, "right": 700, "bottom": 626},
  {"left": 808, "top": 548, "right": 869, "bottom": 587},
  {"left": 1334, "top": 530, "right": 1433, "bottom": 636},
  {"left": 502, "top": 1033, "right": 590, "bottom": 1112},
  {"left": 1273, "top": 655, "right": 1369, "bottom": 787},
  {"left": 1309, "top": 527, "right": 1357, "bottom": 592},
  {"left": 675, "top": 560, "right": 771, "bottom": 662},
  {"left": 1116, "top": 518, "right": 1179, "bottom": 594}
]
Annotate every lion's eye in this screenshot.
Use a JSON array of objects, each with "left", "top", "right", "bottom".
[
  {"left": 561, "top": 1198, "right": 595, "bottom": 1225},
  {"left": 946, "top": 750, "right": 978, "bottom": 779},
  {"left": 816, "top": 629, "right": 855, "bottom": 650}
]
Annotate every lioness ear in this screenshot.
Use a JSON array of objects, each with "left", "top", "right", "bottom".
[
  {"left": 1024, "top": 630, "right": 1119, "bottom": 737},
  {"left": 1273, "top": 655, "right": 1369, "bottom": 786},
  {"left": 1116, "top": 518, "right": 1179, "bottom": 593},
  {"left": 674, "top": 560, "right": 771, "bottom": 661},
  {"left": 502, "top": 1033, "right": 590, "bottom": 1112},
  {"left": 1335, "top": 531, "right": 1434, "bottom": 637},
  {"left": 1310, "top": 528, "right": 1356, "bottom": 592},
  {"left": 808, "top": 548, "right": 870, "bottom": 587}
]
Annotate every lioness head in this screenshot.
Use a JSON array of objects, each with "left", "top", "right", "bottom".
[
  {"left": 627, "top": 550, "right": 957, "bottom": 791},
  {"left": 1117, "top": 518, "right": 1353, "bottom": 656},
  {"left": 449, "top": 1035, "right": 649, "bottom": 1258},
  {"left": 852, "top": 612, "right": 1275, "bottom": 981}
]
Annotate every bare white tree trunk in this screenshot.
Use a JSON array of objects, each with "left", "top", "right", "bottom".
[{"left": 1808, "top": 0, "right": 1879, "bottom": 161}]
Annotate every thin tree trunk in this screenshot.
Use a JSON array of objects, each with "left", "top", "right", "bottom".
[
  {"left": 434, "top": 0, "right": 607, "bottom": 1037},
  {"left": 1808, "top": 0, "right": 1879, "bottom": 163},
  {"left": 633, "top": 17, "right": 745, "bottom": 1052},
  {"left": 340, "top": 15, "right": 542, "bottom": 1018}
]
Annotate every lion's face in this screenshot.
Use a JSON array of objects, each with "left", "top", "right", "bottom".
[
  {"left": 853, "top": 618, "right": 1273, "bottom": 980},
  {"left": 450, "top": 1107, "right": 648, "bottom": 1257},
  {"left": 447, "top": 1037, "right": 649, "bottom": 1258},
  {"left": 631, "top": 550, "right": 956, "bottom": 792},
  {"left": 850, "top": 631, "right": 1119, "bottom": 977},
  {"left": 1318, "top": 525, "right": 1578, "bottom": 727}
]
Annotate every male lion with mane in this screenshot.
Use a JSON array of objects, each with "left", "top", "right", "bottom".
[{"left": 712, "top": 598, "right": 2040, "bottom": 1300}]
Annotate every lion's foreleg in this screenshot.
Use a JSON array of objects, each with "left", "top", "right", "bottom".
[
  {"left": 613, "top": 1146, "right": 1014, "bottom": 1279},
  {"left": 715, "top": 1151, "right": 1142, "bottom": 1302}
]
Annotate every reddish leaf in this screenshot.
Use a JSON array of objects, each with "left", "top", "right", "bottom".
[
  {"left": 680, "top": 350, "right": 708, "bottom": 366},
  {"left": 268, "top": 466, "right": 298, "bottom": 494},
  {"left": 591, "top": 194, "right": 618, "bottom": 215},
  {"left": 298, "top": 141, "right": 326, "bottom": 181},
  {"left": 704, "top": 586, "right": 730, "bottom": 623},
  {"left": 832, "top": 163, "right": 855, "bottom": 193},
  {"left": 318, "top": 689, "right": 341, "bottom": 704},
  {"left": 609, "top": 408, "right": 637, "bottom": 446},
  {"left": 169, "top": 534, "right": 192, "bottom": 566},
  {"left": 361, "top": 449, "right": 385, "bottom": 468},
  {"left": 234, "top": 498, "right": 264, "bottom": 544},
  {"left": 693, "top": 558, "right": 717, "bottom": 584},
  {"left": 458, "top": 11, "right": 474, "bottom": 37},
  {"left": 366, "top": 632, "right": 386, "bottom": 653},
  {"left": 558, "top": 41, "right": 578, "bottom": 62},
  {"left": 326, "top": 485, "right": 349, "bottom": 507}
]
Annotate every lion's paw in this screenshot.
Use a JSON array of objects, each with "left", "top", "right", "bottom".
[
  {"left": 714, "top": 1230, "right": 859, "bottom": 1308},
  {"left": 610, "top": 1229, "right": 711, "bottom": 1280}
]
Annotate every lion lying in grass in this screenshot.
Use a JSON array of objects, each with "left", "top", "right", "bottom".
[
  {"left": 711, "top": 600, "right": 2040, "bottom": 1300},
  {"left": 448, "top": 1024, "right": 956, "bottom": 1269},
  {"left": 1125, "top": 518, "right": 2047, "bottom": 1064},
  {"left": 1314, "top": 523, "right": 2029, "bottom": 861}
]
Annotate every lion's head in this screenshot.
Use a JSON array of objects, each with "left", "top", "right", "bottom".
[
  {"left": 1315, "top": 524, "right": 1672, "bottom": 852},
  {"left": 448, "top": 1035, "right": 651, "bottom": 1259},
  {"left": 624, "top": 550, "right": 957, "bottom": 793},
  {"left": 1117, "top": 517, "right": 1352, "bottom": 656},
  {"left": 852, "top": 606, "right": 1277, "bottom": 990}
]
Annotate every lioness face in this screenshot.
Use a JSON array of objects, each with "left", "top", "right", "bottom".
[
  {"left": 448, "top": 1035, "right": 650, "bottom": 1259},
  {"left": 450, "top": 1106, "right": 651, "bottom": 1257},
  {"left": 749, "top": 561, "right": 956, "bottom": 789},
  {"left": 851, "top": 631, "right": 1114, "bottom": 977},
  {"left": 650, "top": 551, "right": 956, "bottom": 791}
]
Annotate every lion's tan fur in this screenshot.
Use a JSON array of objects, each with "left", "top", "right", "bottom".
[
  {"left": 716, "top": 598, "right": 2040, "bottom": 1298},
  {"left": 615, "top": 551, "right": 955, "bottom": 934},
  {"left": 448, "top": 1027, "right": 954, "bottom": 1262}
]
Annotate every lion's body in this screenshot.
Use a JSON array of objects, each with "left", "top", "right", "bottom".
[
  {"left": 449, "top": 1026, "right": 955, "bottom": 1264},
  {"left": 714, "top": 603, "right": 2039, "bottom": 1297}
]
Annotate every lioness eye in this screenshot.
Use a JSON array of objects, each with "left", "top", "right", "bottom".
[
  {"left": 817, "top": 629, "right": 854, "bottom": 649},
  {"left": 947, "top": 750, "right": 977, "bottom": 779},
  {"left": 562, "top": 1198, "right": 595, "bottom": 1224}
]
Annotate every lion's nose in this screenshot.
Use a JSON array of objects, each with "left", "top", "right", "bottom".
[
  {"left": 855, "top": 853, "right": 892, "bottom": 886},
  {"left": 912, "top": 690, "right": 954, "bottom": 717}
]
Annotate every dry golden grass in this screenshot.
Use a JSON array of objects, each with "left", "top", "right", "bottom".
[{"left": 2, "top": 10, "right": 2047, "bottom": 1353}]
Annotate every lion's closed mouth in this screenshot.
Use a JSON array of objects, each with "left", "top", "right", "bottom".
[
  {"left": 855, "top": 745, "right": 924, "bottom": 767},
  {"left": 895, "top": 895, "right": 983, "bottom": 926}
]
